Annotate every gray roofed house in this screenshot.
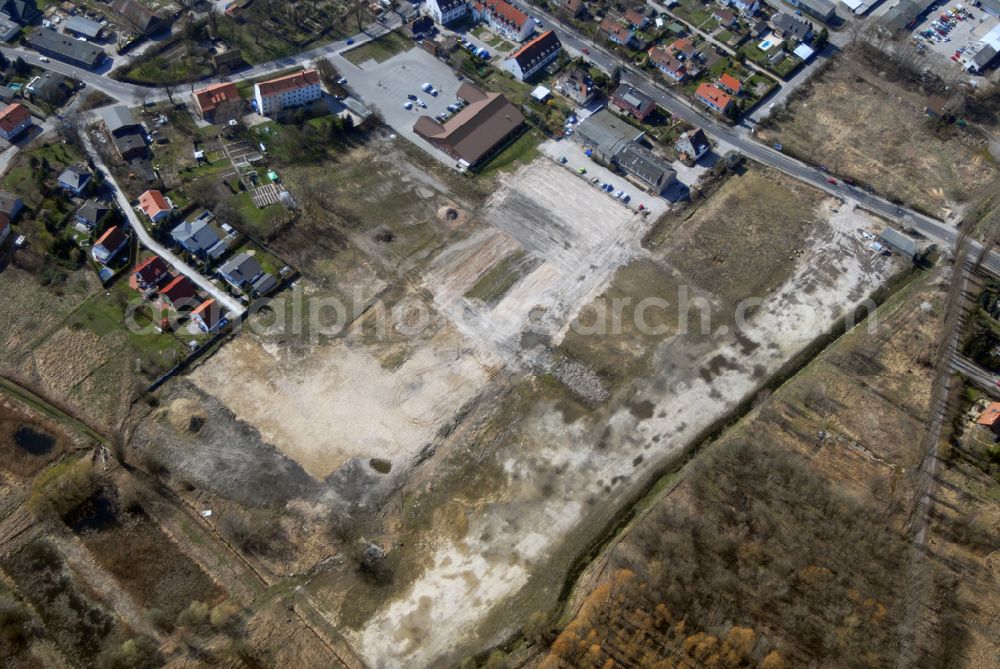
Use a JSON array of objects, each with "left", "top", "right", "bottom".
[
  {"left": 171, "top": 212, "right": 229, "bottom": 260},
  {"left": 0, "top": 191, "right": 23, "bottom": 220},
  {"left": 26, "top": 28, "right": 106, "bottom": 69},
  {"left": 102, "top": 106, "right": 139, "bottom": 135},
  {"left": 613, "top": 143, "right": 677, "bottom": 194},
  {"left": 0, "top": 85, "right": 15, "bottom": 103},
  {"left": 972, "top": 45, "right": 998, "bottom": 70},
  {"left": 771, "top": 12, "right": 813, "bottom": 41},
  {"left": 64, "top": 16, "right": 105, "bottom": 40},
  {"left": 58, "top": 165, "right": 92, "bottom": 195},
  {"left": 1, "top": 0, "right": 39, "bottom": 24},
  {"left": 878, "top": 227, "right": 918, "bottom": 256},
  {"left": 112, "top": 0, "right": 168, "bottom": 35},
  {"left": 0, "top": 14, "right": 20, "bottom": 42},
  {"left": 74, "top": 200, "right": 111, "bottom": 229},
  {"left": 251, "top": 273, "right": 277, "bottom": 295},
  {"left": 26, "top": 72, "right": 72, "bottom": 105},
  {"left": 573, "top": 108, "right": 646, "bottom": 162},
  {"left": 113, "top": 133, "right": 148, "bottom": 161},
  {"left": 217, "top": 252, "right": 264, "bottom": 290},
  {"left": 879, "top": 0, "right": 935, "bottom": 32},
  {"left": 772, "top": 0, "right": 835, "bottom": 22}
]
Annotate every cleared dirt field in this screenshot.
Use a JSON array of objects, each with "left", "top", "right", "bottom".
[
  {"left": 544, "top": 270, "right": 974, "bottom": 668},
  {"left": 349, "top": 172, "right": 902, "bottom": 667},
  {"left": 761, "top": 50, "right": 998, "bottom": 217}
]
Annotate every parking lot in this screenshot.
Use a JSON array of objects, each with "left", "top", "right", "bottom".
[
  {"left": 539, "top": 139, "right": 674, "bottom": 218},
  {"left": 910, "top": 3, "right": 999, "bottom": 78},
  {"left": 332, "top": 48, "right": 467, "bottom": 167}
]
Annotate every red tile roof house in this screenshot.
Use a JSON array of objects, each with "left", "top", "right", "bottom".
[
  {"left": 131, "top": 255, "right": 171, "bottom": 293},
  {"left": 192, "top": 82, "right": 242, "bottom": 122},
  {"left": 668, "top": 37, "right": 700, "bottom": 60},
  {"left": 501, "top": 30, "right": 562, "bottom": 81},
  {"left": 648, "top": 45, "right": 689, "bottom": 82},
  {"left": 472, "top": 0, "right": 537, "bottom": 42},
  {"left": 718, "top": 72, "right": 743, "bottom": 95},
  {"left": 624, "top": 8, "right": 651, "bottom": 28},
  {"left": 191, "top": 298, "right": 229, "bottom": 333},
  {"left": 713, "top": 8, "right": 737, "bottom": 27},
  {"left": 610, "top": 82, "right": 656, "bottom": 121},
  {"left": 977, "top": 401, "right": 1000, "bottom": 435},
  {"left": 600, "top": 16, "right": 636, "bottom": 46},
  {"left": 138, "top": 189, "right": 173, "bottom": 223},
  {"left": 157, "top": 275, "right": 199, "bottom": 311},
  {"left": 91, "top": 225, "right": 129, "bottom": 265},
  {"left": 0, "top": 102, "right": 32, "bottom": 142},
  {"left": 695, "top": 83, "right": 733, "bottom": 114}
]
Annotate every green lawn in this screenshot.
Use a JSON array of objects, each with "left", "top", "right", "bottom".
[
  {"left": 477, "top": 130, "right": 541, "bottom": 176},
  {"left": 342, "top": 32, "right": 414, "bottom": 66},
  {"left": 717, "top": 30, "right": 734, "bottom": 43}
]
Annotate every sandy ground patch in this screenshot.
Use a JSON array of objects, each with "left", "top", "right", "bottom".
[
  {"left": 189, "top": 325, "right": 496, "bottom": 479},
  {"left": 424, "top": 159, "right": 645, "bottom": 366},
  {"left": 353, "top": 199, "right": 901, "bottom": 667}
]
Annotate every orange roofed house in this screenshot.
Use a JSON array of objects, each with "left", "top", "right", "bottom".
[
  {"left": 253, "top": 69, "right": 323, "bottom": 117},
  {"left": 138, "top": 189, "right": 173, "bottom": 223},
  {"left": 0, "top": 103, "right": 32, "bottom": 142},
  {"left": 472, "top": 0, "right": 537, "bottom": 42},
  {"left": 192, "top": 82, "right": 242, "bottom": 122},
  {"left": 718, "top": 72, "right": 742, "bottom": 96},
  {"left": 977, "top": 401, "right": 1000, "bottom": 436},
  {"left": 413, "top": 83, "right": 524, "bottom": 169},
  {"left": 695, "top": 83, "right": 733, "bottom": 115},
  {"left": 191, "top": 299, "right": 228, "bottom": 333}
]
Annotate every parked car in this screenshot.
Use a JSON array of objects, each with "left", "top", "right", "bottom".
[
  {"left": 407, "top": 93, "right": 417, "bottom": 100},
  {"left": 403, "top": 101, "right": 413, "bottom": 109},
  {"left": 421, "top": 82, "right": 433, "bottom": 92},
  {"left": 577, "top": 167, "right": 587, "bottom": 174}
]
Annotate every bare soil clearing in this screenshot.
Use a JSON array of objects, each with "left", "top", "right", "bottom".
[{"left": 761, "top": 51, "right": 997, "bottom": 217}]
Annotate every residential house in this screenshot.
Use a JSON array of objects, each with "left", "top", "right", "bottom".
[
  {"left": 26, "top": 28, "right": 106, "bottom": 69},
  {"left": 610, "top": 83, "right": 656, "bottom": 122},
  {"left": 426, "top": 0, "right": 468, "bottom": 25},
  {"left": 624, "top": 8, "right": 651, "bottom": 28},
  {"left": 614, "top": 143, "right": 677, "bottom": 194},
  {"left": 771, "top": 0, "right": 834, "bottom": 23},
  {"left": 770, "top": 12, "right": 813, "bottom": 41},
  {"left": 977, "top": 401, "right": 1000, "bottom": 436},
  {"left": 723, "top": 0, "right": 760, "bottom": 15},
  {"left": 217, "top": 252, "right": 264, "bottom": 291},
  {"left": 138, "top": 190, "right": 173, "bottom": 223},
  {"left": 648, "top": 45, "right": 689, "bottom": 81},
  {"left": 0, "top": 15, "right": 19, "bottom": 43},
  {"left": 132, "top": 255, "right": 171, "bottom": 292},
  {"left": 25, "top": 72, "right": 72, "bottom": 106},
  {"left": 0, "top": 191, "right": 23, "bottom": 221},
  {"left": 713, "top": 8, "right": 737, "bottom": 26},
  {"left": 0, "top": 102, "right": 31, "bottom": 141},
  {"left": 253, "top": 69, "right": 323, "bottom": 116},
  {"left": 57, "top": 165, "right": 92, "bottom": 196},
  {"left": 600, "top": 17, "right": 635, "bottom": 46},
  {"left": 559, "top": 0, "right": 585, "bottom": 17},
  {"left": 674, "top": 128, "right": 711, "bottom": 162},
  {"left": 158, "top": 275, "right": 198, "bottom": 311},
  {"left": 91, "top": 225, "right": 128, "bottom": 264},
  {"left": 472, "top": 0, "right": 537, "bottom": 42},
  {"left": 667, "top": 37, "right": 700, "bottom": 60},
  {"left": 112, "top": 0, "right": 168, "bottom": 35},
  {"left": 101, "top": 105, "right": 148, "bottom": 161},
  {"left": 413, "top": 83, "right": 524, "bottom": 168},
  {"left": 192, "top": 82, "right": 242, "bottom": 123},
  {"left": 64, "top": 16, "right": 105, "bottom": 40},
  {"left": 502, "top": 30, "right": 562, "bottom": 81},
  {"left": 74, "top": 200, "right": 110, "bottom": 230},
  {"left": 0, "top": 85, "right": 15, "bottom": 104},
  {"left": 718, "top": 73, "right": 742, "bottom": 96},
  {"left": 573, "top": 108, "right": 645, "bottom": 162},
  {"left": 171, "top": 212, "right": 229, "bottom": 261},
  {"left": 251, "top": 273, "right": 277, "bottom": 295},
  {"left": 0, "top": 0, "right": 39, "bottom": 24},
  {"left": 695, "top": 83, "right": 733, "bottom": 114},
  {"left": 191, "top": 299, "right": 228, "bottom": 332},
  {"left": 408, "top": 15, "right": 435, "bottom": 38},
  {"left": 555, "top": 67, "right": 596, "bottom": 105}
]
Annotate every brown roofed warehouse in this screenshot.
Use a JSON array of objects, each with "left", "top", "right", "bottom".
[{"left": 413, "top": 83, "right": 524, "bottom": 168}]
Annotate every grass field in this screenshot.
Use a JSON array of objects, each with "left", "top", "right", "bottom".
[
  {"left": 761, "top": 49, "right": 998, "bottom": 216},
  {"left": 343, "top": 31, "right": 413, "bottom": 66}
]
